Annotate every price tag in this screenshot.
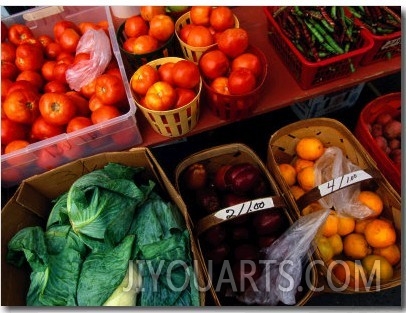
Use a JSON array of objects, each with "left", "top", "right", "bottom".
[
  {"left": 214, "top": 197, "right": 275, "bottom": 221},
  {"left": 318, "top": 170, "right": 372, "bottom": 197}
]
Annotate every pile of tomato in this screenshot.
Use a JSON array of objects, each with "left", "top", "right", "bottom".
[{"left": 1, "top": 19, "right": 128, "bottom": 155}]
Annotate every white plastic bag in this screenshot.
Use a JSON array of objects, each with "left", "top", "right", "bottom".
[
  {"left": 66, "top": 28, "right": 112, "bottom": 91},
  {"left": 314, "top": 146, "right": 374, "bottom": 219},
  {"left": 238, "top": 208, "right": 330, "bottom": 306}
]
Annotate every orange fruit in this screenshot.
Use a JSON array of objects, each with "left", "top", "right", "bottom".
[
  {"left": 290, "top": 185, "right": 305, "bottom": 200},
  {"left": 328, "top": 233, "right": 343, "bottom": 256},
  {"left": 373, "top": 244, "right": 401, "bottom": 266},
  {"left": 293, "top": 157, "right": 314, "bottom": 174},
  {"left": 343, "top": 233, "right": 372, "bottom": 260},
  {"left": 337, "top": 215, "right": 355, "bottom": 236},
  {"left": 357, "top": 191, "right": 383, "bottom": 218},
  {"left": 278, "top": 163, "right": 297, "bottom": 186},
  {"left": 364, "top": 219, "right": 396, "bottom": 248},
  {"left": 321, "top": 210, "right": 338, "bottom": 237},
  {"left": 362, "top": 254, "right": 394, "bottom": 281},
  {"left": 354, "top": 218, "right": 374, "bottom": 234},
  {"left": 297, "top": 166, "right": 315, "bottom": 191},
  {"left": 316, "top": 235, "right": 334, "bottom": 262},
  {"left": 295, "top": 137, "right": 325, "bottom": 161},
  {"left": 331, "top": 260, "right": 366, "bottom": 289}
]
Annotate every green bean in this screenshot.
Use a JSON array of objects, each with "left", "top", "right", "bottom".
[{"left": 312, "top": 20, "right": 344, "bottom": 54}]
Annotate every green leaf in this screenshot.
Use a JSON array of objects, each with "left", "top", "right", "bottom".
[{"left": 46, "top": 192, "right": 69, "bottom": 230}]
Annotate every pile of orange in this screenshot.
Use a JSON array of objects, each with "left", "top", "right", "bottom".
[{"left": 277, "top": 136, "right": 400, "bottom": 288}]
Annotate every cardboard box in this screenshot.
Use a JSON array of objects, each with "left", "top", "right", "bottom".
[
  {"left": 1, "top": 148, "right": 205, "bottom": 306},
  {"left": 1, "top": 6, "right": 143, "bottom": 188}
]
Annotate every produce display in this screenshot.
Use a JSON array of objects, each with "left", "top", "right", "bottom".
[{"left": 6, "top": 163, "right": 200, "bottom": 306}]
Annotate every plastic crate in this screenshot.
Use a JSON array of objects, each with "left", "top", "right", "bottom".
[
  {"left": 354, "top": 92, "right": 401, "bottom": 194},
  {"left": 1, "top": 6, "right": 143, "bottom": 188},
  {"left": 263, "top": 7, "right": 374, "bottom": 90},
  {"left": 291, "top": 83, "right": 365, "bottom": 119}
]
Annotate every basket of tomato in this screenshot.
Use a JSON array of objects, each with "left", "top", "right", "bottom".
[
  {"left": 130, "top": 57, "right": 202, "bottom": 137},
  {"left": 175, "top": 6, "right": 239, "bottom": 63},
  {"left": 116, "top": 7, "right": 177, "bottom": 70}
]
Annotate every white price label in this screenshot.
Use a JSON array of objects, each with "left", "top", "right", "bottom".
[
  {"left": 214, "top": 197, "right": 275, "bottom": 221},
  {"left": 318, "top": 170, "right": 372, "bottom": 197}
]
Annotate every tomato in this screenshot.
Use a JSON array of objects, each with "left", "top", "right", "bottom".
[
  {"left": 88, "top": 94, "right": 105, "bottom": 112},
  {"left": 57, "top": 139, "right": 83, "bottom": 160},
  {"left": 210, "top": 76, "right": 230, "bottom": 95},
  {"left": 1, "top": 60, "right": 19, "bottom": 80},
  {"left": 172, "top": 60, "right": 200, "bottom": 89},
  {"left": 66, "top": 91, "right": 90, "bottom": 116},
  {"left": 228, "top": 68, "right": 256, "bottom": 95},
  {"left": 231, "top": 52, "right": 262, "bottom": 78},
  {"left": 140, "top": 6, "right": 166, "bottom": 22},
  {"left": 41, "top": 60, "right": 56, "bottom": 81},
  {"left": 186, "top": 25, "right": 214, "bottom": 47},
  {"left": 209, "top": 7, "right": 235, "bottom": 32},
  {"left": 53, "top": 56, "right": 73, "bottom": 84},
  {"left": 105, "top": 67, "right": 122, "bottom": 80},
  {"left": 1, "top": 167, "right": 23, "bottom": 184},
  {"left": 36, "top": 145, "right": 65, "bottom": 170},
  {"left": 199, "top": 49, "right": 230, "bottom": 80},
  {"left": 66, "top": 116, "right": 93, "bottom": 133},
  {"left": 53, "top": 20, "right": 80, "bottom": 42},
  {"left": 1, "top": 117, "right": 28, "bottom": 145},
  {"left": 4, "top": 139, "right": 30, "bottom": 154},
  {"left": 3, "top": 89, "right": 40, "bottom": 124},
  {"left": 190, "top": 6, "right": 212, "bottom": 26},
  {"left": 16, "top": 70, "right": 44, "bottom": 91},
  {"left": 1, "top": 42, "right": 17, "bottom": 62},
  {"left": 124, "top": 15, "right": 149, "bottom": 38},
  {"left": 43, "top": 80, "right": 69, "bottom": 94},
  {"left": 174, "top": 87, "right": 197, "bottom": 108},
  {"left": 59, "top": 28, "right": 81, "bottom": 54},
  {"left": 1, "top": 21, "right": 8, "bottom": 43},
  {"left": 1, "top": 78, "right": 12, "bottom": 102},
  {"left": 39, "top": 92, "right": 77, "bottom": 126},
  {"left": 15, "top": 42, "right": 44, "bottom": 72},
  {"left": 131, "top": 64, "right": 159, "bottom": 96},
  {"left": 8, "top": 24, "right": 34, "bottom": 46},
  {"left": 123, "top": 37, "right": 138, "bottom": 53},
  {"left": 37, "top": 34, "right": 54, "bottom": 49},
  {"left": 178, "top": 24, "right": 195, "bottom": 43},
  {"left": 144, "top": 81, "right": 177, "bottom": 111},
  {"left": 73, "top": 52, "right": 90, "bottom": 65},
  {"left": 149, "top": 14, "right": 175, "bottom": 42},
  {"left": 80, "top": 78, "right": 96, "bottom": 99},
  {"left": 91, "top": 105, "right": 121, "bottom": 124},
  {"left": 78, "top": 22, "right": 100, "bottom": 35},
  {"left": 157, "top": 62, "right": 175, "bottom": 85},
  {"left": 217, "top": 28, "right": 249, "bottom": 58},
  {"left": 95, "top": 74, "right": 126, "bottom": 106},
  {"left": 132, "top": 35, "right": 159, "bottom": 54},
  {"left": 7, "top": 80, "right": 38, "bottom": 95},
  {"left": 30, "top": 116, "right": 65, "bottom": 141},
  {"left": 44, "top": 42, "right": 63, "bottom": 60}
]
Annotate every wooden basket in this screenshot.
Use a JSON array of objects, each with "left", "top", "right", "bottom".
[
  {"left": 131, "top": 57, "right": 201, "bottom": 137},
  {"left": 175, "top": 143, "right": 317, "bottom": 306},
  {"left": 174, "top": 11, "right": 239, "bottom": 63},
  {"left": 267, "top": 117, "right": 401, "bottom": 293}
]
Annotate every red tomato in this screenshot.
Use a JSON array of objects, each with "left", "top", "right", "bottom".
[
  {"left": 157, "top": 62, "right": 175, "bottom": 85},
  {"left": 7, "top": 80, "right": 38, "bottom": 95},
  {"left": 178, "top": 24, "right": 195, "bottom": 43},
  {"left": 149, "top": 14, "right": 175, "bottom": 42},
  {"left": 124, "top": 15, "right": 149, "bottom": 38},
  {"left": 1, "top": 42, "right": 17, "bottom": 62},
  {"left": 66, "top": 116, "right": 93, "bottom": 133},
  {"left": 59, "top": 28, "right": 81, "bottom": 54},
  {"left": 95, "top": 74, "right": 126, "bottom": 106},
  {"left": 73, "top": 52, "right": 90, "bottom": 65},
  {"left": 65, "top": 91, "right": 90, "bottom": 116},
  {"left": 199, "top": 49, "right": 230, "bottom": 80},
  {"left": 53, "top": 56, "right": 73, "bottom": 84},
  {"left": 1, "top": 21, "right": 8, "bottom": 43},
  {"left": 91, "top": 105, "right": 121, "bottom": 124},
  {"left": 1, "top": 117, "right": 28, "bottom": 145},
  {"left": 37, "top": 34, "right": 54, "bottom": 49},
  {"left": 144, "top": 81, "right": 177, "bottom": 111},
  {"left": 53, "top": 20, "right": 80, "bottom": 42},
  {"left": 1, "top": 60, "right": 19, "bottom": 80},
  {"left": 1, "top": 167, "right": 23, "bottom": 184},
  {"left": 15, "top": 43, "right": 44, "bottom": 72},
  {"left": 186, "top": 25, "right": 214, "bottom": 47},
  {"left": 41, "top": 60, "right": 57, "bottom": 81},
  {"left": 231, "top": 52, "right": 262, "bottom": 78},
  {"left": 190, "top": 6, "right": 212, "bottom": 26},
  {"left": 1, "top": 78, "right": 12, "bottom": 102},
  {"left": 140, "top": 6, "right": 166, "bottom": 22},
  {"left": 8, "top": 24, "right": 34, "bottom": 46},
  {"left": 217, "top": 28, "right": 249, "bottom": 58},
  {"left": 30, "top": 116, "right": 65, "bottom": 142},
  {"left": 105, "top": 67, "right": 122, "bottom": 80},
  {"left": 88, "top": 94, "right": 105, "bottom": 112},
  {"left": 44, "top": 42, "right": 63, "bottom": 60},
  {"left": 228, "top": 68, "right": 256, "bottom": 95},
  {"left": 172, "top": 60, "right": 200, "bottom": 89},
  {"left": 4, "top": 139, "right": 30, "bottom": 154},
  {"left": 78, "top": 22, "right": 100, "bottom": 35},
  {"left": 132, "top": 35, "right": 159, "bottom": 54},
  {"left": 209, "top": 7, "right": 235, "bottom": 32},
  {"left": 80, "top": 78, "right": 96, "bottom": 99},
  {"left": 3, "top": 89, "right": 40, "bottom": 124},
  {"left": 39, "top": 92, "right": 77, "bottom": 126},
  {"left": 43, "top": 80, "right": 69, "bottom": 94},
  {"left": 123, "top": 37, "right": 138, "bottom": 53},
  {"left": 174, "top": 88, "right": 197, "bottom": 108},
  {"left": 131, "top": 64, "right": 159, "bottom": 96},
  {"left": 36, "top": 145, "right": 65, "bottom": 170},
  {"left": 57, "top": 139, "right": 83, "bottom": 160},
  {"left": 16, "top": 70, "right": 44, "bottom": 91},
  {"left": 210, "top": 76, "right": 230, "bottom": 95}
]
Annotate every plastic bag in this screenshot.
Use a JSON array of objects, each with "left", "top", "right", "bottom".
[
  {"left": 314, "top": 146, "right": 374, "bottom": 219},
  {"left": 66, "top": 28, "right": 112, "bottom": 91},
  {"left": 238, "top": 208, "right": 330, "bottom": 305}
]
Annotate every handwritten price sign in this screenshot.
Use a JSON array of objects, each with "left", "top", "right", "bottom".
[
  {"left": 318, "top": 170, "right": 373, "bottom": 197},
  {"left": 214, "top": 197, "right": 276, "bottom": 221}
]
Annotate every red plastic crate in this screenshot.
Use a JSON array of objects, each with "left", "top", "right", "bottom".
[
  {"left": 263, "top": 7, "right": 374, "bottom": 90},
  {"left": 354, "top": 92, "right": 401, "bottom": 194}
]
